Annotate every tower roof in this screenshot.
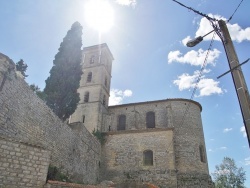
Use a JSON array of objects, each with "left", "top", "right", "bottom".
[{"left": 83, "top": 43, "right": 114, "bottom": 60}]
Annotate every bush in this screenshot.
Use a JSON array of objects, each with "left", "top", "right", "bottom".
[{"left": 47, "top": 165, "right": 72, "bottom": 182}]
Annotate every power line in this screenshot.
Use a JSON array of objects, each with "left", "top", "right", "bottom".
[
  {"left": 227, "top": 0, "right": 244, "bottom": 22},
  {"left": 172, "top": 0, "right": 218, "bottom": 22}
]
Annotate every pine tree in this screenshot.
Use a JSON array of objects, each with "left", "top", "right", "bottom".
[
  {"left": 16, "top": 59, "right": 28, "bottom": 77},
  {"left": 44, "top": 22, "right": 83, "bottom": 121}
]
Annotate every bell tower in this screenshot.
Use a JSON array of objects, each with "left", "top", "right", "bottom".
[{"left": 70, "top": 43, "right": 113, "bottom": 133}]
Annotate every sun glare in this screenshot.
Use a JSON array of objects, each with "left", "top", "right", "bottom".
[{"left": 84, "top": 0, "right": 114, "bottom": 33}]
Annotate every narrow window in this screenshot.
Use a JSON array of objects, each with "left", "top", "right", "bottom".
[
  {"left": 90, "top": 55, "right": 95, "bottom": 64},
  {"left": 199, "top": 145, "right": 206, "bottom": 163},
  {"left": 146, "top": 111, "right": 155, "bottom": 128},
  {"left": 103, "top": 95, "right": 106, "bottom": 106},
  {"left": 117, "top": 115, "right": 126, "bottom": 130},
  {"left": 87, "top": 72, "right": 92, "bottom": 82},
  {"left": 82, "top": 115, "right": 85, "bottom": 123},
  {"left": 143, "top": 150, "right": 153, "bottom": 166},
  {"left": 84, "top": 92, "right": 89, "bottom": 103},
  {"left": 104, "top": 76, "right": 108, "bottom": 87}
]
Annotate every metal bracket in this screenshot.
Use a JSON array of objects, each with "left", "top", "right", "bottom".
[{"left": 217, "top": 58, "right": 250, "bottom": 79}]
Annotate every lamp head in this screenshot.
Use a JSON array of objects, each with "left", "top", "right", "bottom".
[{"left": 186, "top": 36, "right": 203, "bottom": 47}]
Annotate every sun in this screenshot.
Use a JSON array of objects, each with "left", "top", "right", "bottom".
[{"left": 84, "top": 0, "right": 114, "bottom": 33}]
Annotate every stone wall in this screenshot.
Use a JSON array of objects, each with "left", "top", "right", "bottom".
[
  {"left": 103, "top": 100, "right": 173, "bottom": 132},
  {"left": 102, "top": 99, "right": 213, "bottom": 187},
  {"left": 0, "top": 136, "right": 50, "bottom": 188},
  {"left": 0, "top": 53, "right": 101, "bottom": 185},
  {"left": 101, "top": 129, "right": 177, "bottom": 188}
]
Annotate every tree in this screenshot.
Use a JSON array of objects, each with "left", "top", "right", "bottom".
[
  {"left": 30, "top": 84, "right": 47, "bottom": 101},
  {"left": 44, "top": 22, "right": 83, "bottom": 121},
  {"left": 212, "top": 157, "right": 246, "bottom": 188},
  {"left": 16, "top": 59, "right": 28, "bottom": 77}
]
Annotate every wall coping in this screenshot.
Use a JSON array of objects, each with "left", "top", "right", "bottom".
[
  {"left": 108, "top": 98, "right": 202, "bottom": 112},
  {"left": 103, "top": 127, "right": 174, "bottom": 135},
  {"left": 0, "top": 134, "right": 47, "bottom": 150}
]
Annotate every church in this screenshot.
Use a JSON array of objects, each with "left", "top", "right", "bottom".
[{"left": 69, "top": 43, "right": 214, "bottom": 187}]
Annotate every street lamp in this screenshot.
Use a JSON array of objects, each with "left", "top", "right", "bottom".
[{"left": 186, "top": 30, "right": 214, "bottom": 47}]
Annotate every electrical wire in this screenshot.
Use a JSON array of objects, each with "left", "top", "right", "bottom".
[
  {"left": 179, "top": 31, "right": 217, "bottom": 128},
  {"left": 227, "top": 0, "right": 244, "bottom": 23},
  {"left": 172, "top": 0, "right": 219, "bottom": 22}
]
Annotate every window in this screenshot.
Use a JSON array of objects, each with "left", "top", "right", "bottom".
[
  {"left": 90, "top": 55, "right": 95, "bottom": 64},
  {"left": 104, "top": 76, "right": 108, "bottom": 87},
  {"left": 146, "top": 111, "right": 155, "bottom": 128},
  {"left": 199, "top": 145, "right": 206, "bottom": 163},
  {"left": 103, "top": 95, "right": 106, "bottom": 106},
  {"left": 84, "top": 92, "right": 89, "bottom": 102},
  {"left": 117, "top": 114, "right": 126, "bottom": 130},
  {"left": 87, "top": 72, "right": 92, "bottom": 82},
  {"left": 143, "top": 150, "right": 153, "bottom": 166},
  {"left": 82, "top": 115, "right": 85, "bottom": 123}
]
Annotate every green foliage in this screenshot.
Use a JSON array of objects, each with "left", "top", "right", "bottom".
[
  {"left": 212, "top": 157, "right": 246, "bottom": 188},
  {"left": 30, "top": 84, "right": 47, "bottom": 101},
  {"left": 16, "top": 59, "right": 28, "bottom": 77},
  {"left": 47, "top": 165, "right": 72, "bottom": 182},
  {"left": 44, "top": 22, "right": 83, "bottom": 121},
  {"left": 92, "top": 129, "right": 105, "bottom": 144}
]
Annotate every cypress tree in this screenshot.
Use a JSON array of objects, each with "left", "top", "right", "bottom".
[{"left": 44, "top": 22, "right": 83, "bottom": 121}]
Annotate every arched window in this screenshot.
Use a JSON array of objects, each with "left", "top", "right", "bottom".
[
  {"left": 199, "top": 145, "right": 206, "bottom": 163},
  {"left": 143, "top": 150, "right": 153, "bottom": 166},
  {"left": 90, "top": 55, "right": 95, "bottom": 64},
  {"left": 146, "top": 111, "right": 155, "bottom": 128},
  {"left": 84, "top": 92, "right": 89, "bottom": 103},
  {"left": 117, "top": 115, "right": 126, "bottom": 131},
  {"left": 87, "top": 72, "right": 92, "bottom": 82}
]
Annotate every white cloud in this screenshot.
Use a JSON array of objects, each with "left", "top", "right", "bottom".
[
  {"left": 168, "top": 48, "right": 221, "bottom": 67},
  {"left": 123, "top": 89, "right": 133, "bottom": 97},
  {"left": 197, "top": 78, "right": 223, "bottom": 96},
  {"left": 208, "top": 149, "right": 214, "bottom": 152},
  {"left": 181, "top": 36, "right": 192, "bottom": 46},
  {"left": 193, "top": 14, "right": 250, "bottom": 43},
  {"left": 240, "top": 126, "right": 247, "bottom": 137},
  {"left": 223, "top": 128, "right": 233, "bottom": 133},
  {"left": 245, "top": 157, "right": 250, "bottom": 166},
  {"left": 109, "top": 89, "right": 133, "bottom": 106},
  {"left": 115, "top": 0, "right": 136, "bottom": 7},
  {"left": 173, "top": 70, "right": 224, "bottom": 97},
  {"left": 219, "top": 146, "right": 227, "bottom": 150}
]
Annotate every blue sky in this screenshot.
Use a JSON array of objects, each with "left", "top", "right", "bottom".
[{"left": 0, "top": 0, "right": 249, "bottom": 186}]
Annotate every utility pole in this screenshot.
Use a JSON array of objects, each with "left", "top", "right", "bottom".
[{"left": 218, "top": 19, "right": 250, "bottom": 146}]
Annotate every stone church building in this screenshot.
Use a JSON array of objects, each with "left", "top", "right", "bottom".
[{"left": 69, "top": 43, "right": 214, "bottom": 187}]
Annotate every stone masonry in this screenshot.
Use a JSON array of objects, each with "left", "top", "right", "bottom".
[
  {"left": 0, "top": 136, "right": 50, "bottom": 188},
  {"left": 0, "top": 53, "right": 101, "bottom": 186}
]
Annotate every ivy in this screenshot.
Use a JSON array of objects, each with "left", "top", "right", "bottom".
[{"left": 92, "top": 129, "right": 105, "bottom": 144}]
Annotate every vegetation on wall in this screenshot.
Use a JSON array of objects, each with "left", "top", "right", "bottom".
[
  {"left": 30, "top": 84, "right": 47, "bottom": 101},
  {"left": 92, "top": 129, "right": 105, "bottom": 144},
  {"left": 47, "top": 165, "right": 72, "bottom": 183},
  {"left": 15, "top": 59, "right": 28, "bottom": 77},
  {"left": 44, "top": 21, "right": 83, "bottom": 121}
]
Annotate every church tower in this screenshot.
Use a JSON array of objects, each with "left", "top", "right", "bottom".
[{"left": 70, "top": 43, "right": 113, "bottom": 133}]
